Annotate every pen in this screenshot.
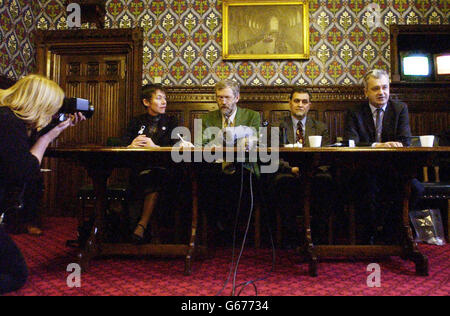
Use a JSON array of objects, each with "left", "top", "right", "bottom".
[
  {"left": 177, "top": 133, "right": 186, "bottom": 143},
  {"left": 177, "top": 133, "right": 195, "bottom": 148}
]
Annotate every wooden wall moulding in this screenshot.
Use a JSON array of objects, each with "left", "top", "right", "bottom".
[
  {"left": 34, "top": 28, "right": 144, "bottom": 46},
  {"left": 162, "top": 84, "right": 449, "bottom": 147},
  {"left": 34, "top": 28, "right": 143, "bottom": 216},
  {"left": 34, "top": 28, "right": 143, "bottom": 116},
  {"left": 390, "top": 24, "right": 450, "bottom": 83},
  {"left": 164, "top": 85, "right": 367, "bottom": 104},
  {"left": 391, "top": 83, "right": 450, "bottom": 110},
  {"left": 2, "top": 70, "right": 448, "bottom": 217}
]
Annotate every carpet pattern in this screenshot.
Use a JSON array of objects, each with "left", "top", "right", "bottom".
[{"left": 5, "top": 218, "right": 450, "bottom": 296}]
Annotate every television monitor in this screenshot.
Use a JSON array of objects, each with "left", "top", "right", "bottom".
[
  {"left": 433, "top": 53, "right": 450, "bottom": 80},
  {"left": 400, "top": 51, "right": 432, "bottom": 81}
]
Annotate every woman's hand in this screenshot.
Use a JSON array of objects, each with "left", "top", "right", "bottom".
[
  {"left": 30, "top": 112, "right": 86, "bottom": 164},
  {"left": 44, "top": 112, "right": 87, "bottom": 143},
  {"left": 69, "top": 112, "right": 87, "bottom": 126},
  {"left": 128, "top": 135, "right": 159, "bottom": 148}
]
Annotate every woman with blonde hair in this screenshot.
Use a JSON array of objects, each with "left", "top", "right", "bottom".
[{"left": 0, "top": 74, "right": 85, "bottom": 294}]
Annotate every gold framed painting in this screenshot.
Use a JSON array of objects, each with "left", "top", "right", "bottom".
[{"left": 222, "top": 0, "right": 310, "bottom": 60}]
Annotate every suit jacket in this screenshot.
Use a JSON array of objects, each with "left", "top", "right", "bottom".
[
  {"left": 277, "top": 115, "right": 330, "bottom": 173},
  {"left": 199, "top": 107, "right": 261, "bottom": 146},
  {"left": 121, "top": 113, "right": 179, "bottom": 174},
  {"left": 279, "top": 115, "right": 330, "bottom": 147},
  {"left": 198, "top": 106, "right": 261, "bottom": 176},
  {"left": 344, "top": 100, "right": 411, "bottom": 146},
  {"left": 121, "top": 113, "right": 178, "bottom": 147}
]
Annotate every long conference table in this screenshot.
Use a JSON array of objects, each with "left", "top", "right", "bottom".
[{"left": 46, "top": 146, "right": 450, "bottom": 276}]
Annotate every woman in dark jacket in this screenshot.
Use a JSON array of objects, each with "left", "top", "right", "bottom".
[
  {"left": 0, "top": 74, "right": 85, "bottom": 294},
  {"left": 122, "top": 84, "right": 180, "bottom": 242}
]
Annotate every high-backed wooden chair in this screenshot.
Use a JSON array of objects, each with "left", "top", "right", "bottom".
[{"left": 419, "top": 159, "right": 450, "bottom": 242}]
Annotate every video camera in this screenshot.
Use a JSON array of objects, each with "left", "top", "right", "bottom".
[
  {"left": 37, "top": 97, "right": 94, "bottom": 137},
  {"left": 57, "top": 97, "right": 94, "bottom": 121}
]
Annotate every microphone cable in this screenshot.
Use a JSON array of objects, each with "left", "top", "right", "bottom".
[
  {"left": 232, "top": 163, "right": 277, "bottom": 296},
  {"left": 215, "top": 163, "right": 277, "bottom": 296},
  {"left": 231, "top": 164, "right": 255, "bottom": 296},
  {"left": 215, "top": 162, "right": 245, "bottom": 296}
]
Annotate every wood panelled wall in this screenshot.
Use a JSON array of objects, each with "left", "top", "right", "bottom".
[
  {"left": 150, "top": 84, "right": 450, "bottom": 145},
  {"left": 46, "top": 84, "right": 450, "bottom": 216},
  {"left": 1, "top": 74, "right": 449, "bottom": 216}
]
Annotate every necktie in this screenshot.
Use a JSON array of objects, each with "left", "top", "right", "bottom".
[
  {"left": 222, "top": 117, "right": 235, "bottom": 174},
  {"left": 375, "top": 108, "right": 383, "bottom": 143},
  {"left": 223, "top": 117, "right": 233, "bottom": 143},
  {"left": 296, "top": 120, "right": 304, "bottom": 145}
]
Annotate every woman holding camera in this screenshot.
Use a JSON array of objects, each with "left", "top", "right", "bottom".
[{"left": 0, "top": 74, "right": 85, "bottom": 294}]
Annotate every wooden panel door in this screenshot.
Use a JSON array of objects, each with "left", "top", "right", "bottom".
[
  {"left": 59, "top": 55, "right": 127, "bottom": 145},
  {"left": 35, "top": 29, "right": 143, "bottom": 216}
]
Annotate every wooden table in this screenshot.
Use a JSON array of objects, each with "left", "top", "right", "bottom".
[
  {"left": 47, "top": 146, "right": 449, "bottom": 276},
  {"left": 46, "top": 147, "right": 208, "bottom": 275},
  {"left": 277, "top": 146, "right": 450, "bottom": 277}
]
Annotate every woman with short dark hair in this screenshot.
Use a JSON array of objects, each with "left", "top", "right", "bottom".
[{"left": 121, "top": 84, "right": 181, "bottom": 242}]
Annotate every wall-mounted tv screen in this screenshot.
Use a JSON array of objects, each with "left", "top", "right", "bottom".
[
  {"left": 434, "top": 53, "right": 450, "bottom": 80},
  {"left": 400, "top": 51, "right": 432, "bottom": 81}
]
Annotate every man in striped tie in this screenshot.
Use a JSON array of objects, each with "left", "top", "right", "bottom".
[
  {"left": 344, "top": 69, "right": 411, "bottom": 148},
  {"left": 272, "top": 88, "right": 333, "bottom": 246},
  {"left": 344, "top": 69, "right": 422, "bottom": 244}
]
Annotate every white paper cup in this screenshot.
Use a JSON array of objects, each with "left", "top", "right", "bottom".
[
  {"left": 420, "top": 135, "right": 434, "bottom": 147},
  {"left": 348, "top": 140, "right": 355, "bottom": 147},
  {"left": 308, "top": 135, "right": 322, "bottom": 147}
]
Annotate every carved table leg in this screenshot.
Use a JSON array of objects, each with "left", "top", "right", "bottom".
[
  {"left": 302, "top": 165, "right": 318, "bottom": 277},
  {"left": 399, "top": 176, "right": 429, "bottom": 276},
  {"left": 78, "top": 165, "right": 111, "bottom": 271},
  {"left": 185, "top": 166, "right": 199, "bottom": 276}
]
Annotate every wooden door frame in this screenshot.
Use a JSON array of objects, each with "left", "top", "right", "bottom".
[
  {"left": 34, "top": 28, "right": 143, "bottom": 118},
  {"left": 34, "top": 28, "right": 143, "bottom": 216}
]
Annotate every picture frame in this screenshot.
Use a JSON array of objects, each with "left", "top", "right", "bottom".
[{"left": 222, "top": 0, "right": 310, "bottom": 60}]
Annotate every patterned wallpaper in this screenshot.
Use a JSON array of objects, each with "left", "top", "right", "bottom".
[
  {"left": 1, "top": 0, "right": 449, "bottom": 85},
  {"left": 0, "top": 0, "right": 39, "bottom": 79}
]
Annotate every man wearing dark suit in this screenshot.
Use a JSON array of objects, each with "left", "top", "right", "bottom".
[
  {"left": 198, "top": 79, "right": 261, "bottom": 245},
  {"left": 278, "top": 88, "right": 330, "bottom": 175},
  {"left": 344, "top": 69, "right": 420, "bottom": 244},
  {"left": 345, "top": 70, "right": 411, "bottom": 147},
  {"left": 273, "top": 88, "right": 334, "bottom": 245}
]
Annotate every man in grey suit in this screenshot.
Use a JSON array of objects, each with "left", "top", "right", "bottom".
[
  {"left": 345, "top": 69, "right": 411, "bottom": 147},
  {"left": 272, "top": 88, "right": 334, "bottom": 246},
  {"left": 344, "top": 69, "right": 422, "bottom": 244}
]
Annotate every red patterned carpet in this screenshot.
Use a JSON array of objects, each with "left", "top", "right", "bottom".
[{"left": 5, "top": 217, "right": 450, "bottom": 296}]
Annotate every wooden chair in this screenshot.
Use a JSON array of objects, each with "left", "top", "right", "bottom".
[
  {"left": 419, "top": 161, "right": 450, "bottom": 242},
  {"left": 68, "top": 137, "right": 129, "bottom": 247},
  {"left": 409, "top": 134, "right": 450, "bottom": 242}
]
